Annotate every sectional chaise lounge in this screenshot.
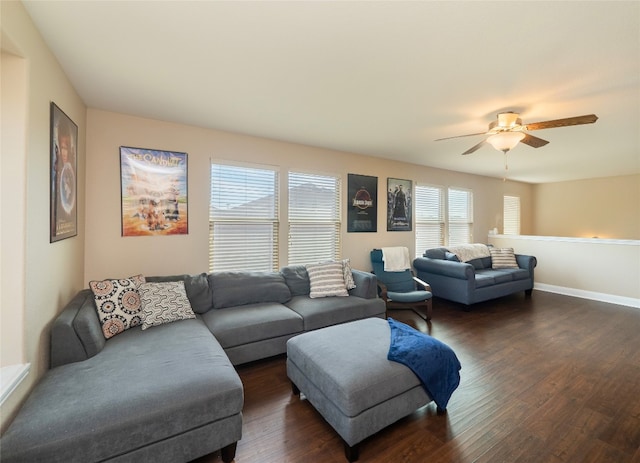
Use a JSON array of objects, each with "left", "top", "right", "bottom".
[{"left": 0, "top": 262, "right": 386, "bottom": 462}]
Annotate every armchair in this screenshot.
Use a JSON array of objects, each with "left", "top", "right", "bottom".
[{"left": 370, "top": 249, "right": 433, "bottom": 320}]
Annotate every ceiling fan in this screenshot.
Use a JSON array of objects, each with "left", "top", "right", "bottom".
[{"left": 436, "top": 112, "right": 598, "bottom": 155}]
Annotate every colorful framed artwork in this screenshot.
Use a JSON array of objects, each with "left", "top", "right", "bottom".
[
  {"left": 387, "top": 177, "right": 412, "bottom": 231},
  {"left": 120, "top": 146, "right": 188, "bottom": 236},
  {"left": 50, "top": 102, "right": 78, "bottom": 242},
  {"left": 347, "top": 174, "right": 377, "bottom": 232}
]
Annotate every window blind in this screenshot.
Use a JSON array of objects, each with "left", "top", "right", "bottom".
[
  {"left": 209, "top": 162, "right": 279, "bottom": 272},
  {"left": 415, "top": 184, "right": 445, "bottom": 257},
  {"left": 288, "top": 171, "right": 341, "bottom": 265},
  {"left": 503, "top": 195, "right": 521, "bottom": 235},
  {"left": 448, "top": 187, "right": 473, "bottom": 246}
]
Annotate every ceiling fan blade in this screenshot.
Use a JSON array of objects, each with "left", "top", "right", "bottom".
[
  {"left": 462, "top": 140, "right": 486, "bottom": 155},
  {"left": 520, "top": 133, "right": 549, "bottom": 148},
  {"left": 524, "top": 114, "right": 598, "bottom": 131},
  {"left": 435, "top": 132, "right": 487, "bottom": 142}
]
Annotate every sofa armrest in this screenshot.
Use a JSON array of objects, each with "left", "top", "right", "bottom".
[
  {"left": 51, "top": 290, "right": 105, "bottom": 368},
  {"left": 516, "top": 254, "right": 537, "bottom": 274},
  {"left": 349, "top": 269, "right": 378, "bottom": 299},
  {"left": 413, "top": 257, "right": 475, "bottom": 280}
]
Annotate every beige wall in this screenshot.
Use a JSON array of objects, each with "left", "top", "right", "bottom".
[
  {"left": 489, "top": 235, "right": 640, "bottom": 306},
  {"left": 1, "top": 1, "right": 86, "bottom": 432},
  {"left": 85, "top": 109, "right": 533, "bottom": 280},
  {"left": 533, "top": 174, "right": 640, "bottom": 239},
  {"left": 1, "top": 51, "right": 27, "bottom": 368}
]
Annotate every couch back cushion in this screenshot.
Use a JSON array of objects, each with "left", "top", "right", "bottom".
[
  {"left": 467, "top": 257, "right": 492, "bottom": 270},
  {"left": 209, "top": 271, "right": 292, "bottom": 309},
  {"left": 424, "top": 247, "right": 448, "bottom": 259},
  {"left": 281, "top": 265, "right": 310, "bottom": 297},
  {"left": 146, "top": 273, "right": 212, "bottom": 314}
]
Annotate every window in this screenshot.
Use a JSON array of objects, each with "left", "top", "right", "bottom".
[
  {"left": 415, "top": 184, "right": 445, "bottom": 257},
  {"left": 288, "top": 171, "right": 341, "bottom": 265},
  {"left": 209, "top": 162, "right": 279, "bottom": 272},
  {"left": 448, "top": 188, "right": 473, "bottom": 245},
  {"left": 504, "top": 195, "right": 521, "bottom": 235}
]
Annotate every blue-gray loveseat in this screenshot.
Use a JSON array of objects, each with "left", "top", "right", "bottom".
[
  {"left": 413, "top": 245, "right": 537, "bottom": 306},
  {"left": 1, "top": 265, "right": 385, "bottom": 463}
]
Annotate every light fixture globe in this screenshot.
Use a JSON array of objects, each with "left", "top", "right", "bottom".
[{"left": 487, "top": 131, "right": 526, "bottom": 153}]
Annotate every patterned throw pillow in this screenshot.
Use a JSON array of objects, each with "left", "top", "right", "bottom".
[
  {"left": 342, "top": 259, "right": 357, "bottom": 290},
  {"left": 138, "top": 281, "right": 196, "bottom": 330},
  {"left": 490, "top": 247, "right": 519, "bottom": 269},
  {"left": 306, "top": 261, "right": 349, "bottom": 298},
  {"left": 89, "top": 274, "right": 146, "bottom": 339}
]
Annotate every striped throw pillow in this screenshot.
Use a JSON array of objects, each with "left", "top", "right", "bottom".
[
  {"left": 342, "top": 258, "right": 356, "bottom": 290},
  {"left": 306, "top": 261, "right": 349, "bottom": 298},
  {"left": 490, "top": 247, "right": 519, "bottom": 269}
]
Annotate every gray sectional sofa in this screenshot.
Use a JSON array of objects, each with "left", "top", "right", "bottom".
[
  {"left": 413, "top": 246, "right": 537, "bottom": 306},
  {"left": 1, "top": 265, "right": 385, "bottom": 463}
]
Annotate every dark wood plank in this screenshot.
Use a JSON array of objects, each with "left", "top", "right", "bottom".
[{"left": 193, "top": 292, "right": 640, "bottom": 462}]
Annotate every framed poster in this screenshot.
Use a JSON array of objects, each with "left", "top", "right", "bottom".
[
  {"left": 348, "top": 174, "right": 377, "bottom": 232},
  {"left": 50, "top": 102, "right": 78, "bottom": 242},
  {"left": 387, "top": 177, "right": 412, "bottom": 231},
  {"left": 120, "top": 146, "right": 188, "bottom": 236}
]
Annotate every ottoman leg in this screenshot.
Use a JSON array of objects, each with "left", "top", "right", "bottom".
[{"left": 344, "top": 442, "right": 359, "bottom": 462}]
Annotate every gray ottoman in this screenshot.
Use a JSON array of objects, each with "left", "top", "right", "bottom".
[{"left": 286, "top": 317, "right": 432, "bottom": 462}]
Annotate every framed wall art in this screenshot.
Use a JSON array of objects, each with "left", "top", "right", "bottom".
[
  {"left": 347, "top": 174, "right": 377, "bottom": 232},
  {"left": 50, "top": 102, "right": 78, "bottom": 242},
  {"left": 120, "top": 146, "right": 188, "bottom": 236},
  {"left": 387, "top": 177, "right": 412, "bottom": 231}
]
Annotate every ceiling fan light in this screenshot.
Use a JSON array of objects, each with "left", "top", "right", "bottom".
[{"left": 487, "top": 132, "right": 526, "bottom": 152}]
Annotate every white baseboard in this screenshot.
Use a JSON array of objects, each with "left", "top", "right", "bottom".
[
  {"left": 0, "top": 363, "right": 30, "bottom": 406},
  {"left": 535, "top": 283, "right": 640, "bottom": 309}
]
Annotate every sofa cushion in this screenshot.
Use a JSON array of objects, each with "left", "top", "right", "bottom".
[
  {"left": 281, "top": 265, "right": 311, "bottom": 296},
  {"left": 424, "top": 247, "right": 447, "bottom": 259},
  {"left": 146, "top": 273, "right": 212, "bottom": 314},
  {"left": 89, "top": 274, "right": 146, "bottom": 339},
  {"left": 510, "top": 268, "right": 531, "bottom": 281},
  {"left": 202, "top": 302, "right": 303, "bottom": 348},
  {"left": 468, "top": 258, "right": 484, "bottom": 270},
  {"left": 490, "top": 247, "right": 519, "bottom": 269},
  {"left": 210, "top": 271, "right": 292, "bottom": 309},
  {"left": 474, "top": 272, "right": 496, "bottom": 288},
  {"left": 477, "top": 269, "right": 513, "bottom": 284},
  {"left": 306, "top": 261, "right": 349, "bottom": 298},
  {"left": 138, "top": 281, "right": 196, "bottom": 330},
  {"left": 285, "top": 295, "right": 385, "bottom": 331},
  {"left": 445, "top": 252, "right": 460, "bottom": 262}
]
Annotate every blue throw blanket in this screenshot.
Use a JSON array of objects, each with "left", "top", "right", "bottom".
[{"left": 387, "top": 318, "right": 461, "bottom": 410}]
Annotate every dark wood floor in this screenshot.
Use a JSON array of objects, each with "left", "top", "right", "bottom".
[{"left": 195, "top": 291, "right": 640, "bottom": 463}]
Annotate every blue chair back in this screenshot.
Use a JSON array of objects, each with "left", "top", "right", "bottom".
[{"left": 370, "top": 249, "right": 415, "bottom": 293}]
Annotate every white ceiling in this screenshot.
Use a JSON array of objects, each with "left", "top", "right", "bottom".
[{"left": 22, "top": 0, "right": 640, "bottom": 184}]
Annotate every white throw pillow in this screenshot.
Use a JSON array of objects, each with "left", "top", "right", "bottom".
[
  {"left": 490, "top": 247, "right": 519, "bottom": 269},
  {"left": 306, "top": 261, "right": 349, "bottom": 298},
  {"left": 138, "top": 281, "right": 196, "bottom": 330}
]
